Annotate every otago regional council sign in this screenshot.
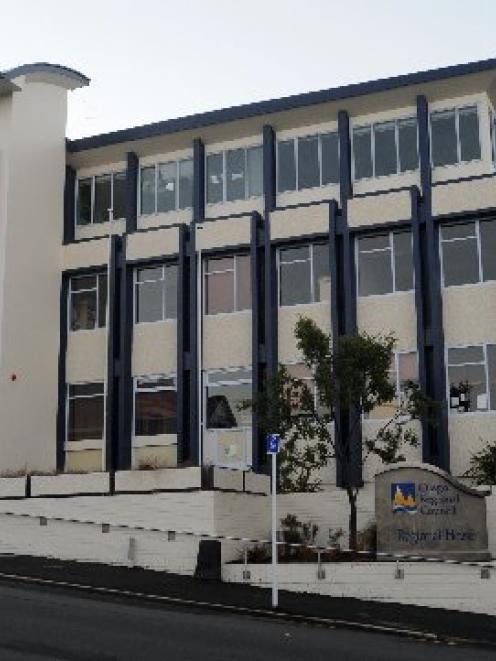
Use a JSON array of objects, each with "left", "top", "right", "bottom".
[{"left": 376, "top": 462, "right": 491, "bottom": 561}]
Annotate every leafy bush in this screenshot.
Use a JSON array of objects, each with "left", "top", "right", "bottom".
[{"left": 464, "top": 440, "right": 496, "bottom": 485}]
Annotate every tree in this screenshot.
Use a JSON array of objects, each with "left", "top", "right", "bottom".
[
  {"left": 245, "top": 317, "right": 433, "bottom": 550},
  {"left": 464, "top": 441, "right": 496, "bottom": 485}
]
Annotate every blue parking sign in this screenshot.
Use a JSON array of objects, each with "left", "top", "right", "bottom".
[{"left": 266, "top": 433, "right": 280, "bottom": 454}]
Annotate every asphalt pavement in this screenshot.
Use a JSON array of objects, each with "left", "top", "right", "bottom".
[{"left": 0, "top": 581, "right": 494, "bottom": 661}]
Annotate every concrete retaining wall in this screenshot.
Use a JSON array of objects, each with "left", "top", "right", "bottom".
[{"left": 223, "top": 561, "right": 496, "bottom": 616}]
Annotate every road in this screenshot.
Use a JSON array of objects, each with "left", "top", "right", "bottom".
[{"left": 0, "top": 581, "right": 493, "bottom": 661}]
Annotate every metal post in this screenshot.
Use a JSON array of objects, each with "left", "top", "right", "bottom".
[{"left": 271, "top": 450, "right": 278, "bottom": 608}]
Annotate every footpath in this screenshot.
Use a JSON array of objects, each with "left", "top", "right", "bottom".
[{"left": 0, "top": 554, "right": 495, "bottom": 648}]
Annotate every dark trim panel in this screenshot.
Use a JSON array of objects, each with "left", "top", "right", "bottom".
[
  {"left": 250, "top": 211, "right": 265, "bottom": 471},
  {"left": 338, "top": 111, "right": 352, "bottom": 203},
  {"left": 263, "top": 125, "right": 276, "bottom": 215},
  {"left": 188, "top": 227, "right": 199, "bottom": 465},
  {"left": 56, "top": 274, "right": 69, "bottom": 471},
  {"left": 105, "top": 235, "right": 121, "bottom": 472},
  {"left": 416, "top": 95, "right": 449, "bottom": 471},
  {"left": 63, "top": 166, "right": 76, "bottom": 244},
  {"left": 126, "top": 152, "right": 139, "bottom": 234},
  {"left": 117, "top": 236, "right": 133, "bottom": 469},
  {"left": 67, "top": 56, "right": 496, "bottom": 152},
  {"left": 193, "top": 139, "right": 205, "bottom": 223},
  {"left": 176, "top": 225, "right": 189, "bottom": 465}
]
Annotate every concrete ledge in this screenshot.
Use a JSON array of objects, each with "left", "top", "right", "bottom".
[
  {"left": 31, "top": 472, "right": 110, "bottom": 497},
  {"left": 0, "top": 476, "right": 27, "bottom": 499},
  {"left": 212, "top": 467, "right": 244, "bottom": 492},
  {"left": 115, "top": 467, "right": 202, "bottom": 493},
  {"left": 244, "top": 472, "right": 270, "bottom": 495}
]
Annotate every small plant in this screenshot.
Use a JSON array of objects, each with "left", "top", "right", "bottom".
[
  {"left": 356, "top": 521, "right": 377, "bottom": 554},
  {"left": 327, "top": 527, "right": 344, "bottom": 549},
  {"left": 464, "top": 440, "right": 496, "bottom": 485},
  {"left": 280, "top": 514, "right": 319, "bottom": 561},
  {"left": 244, "top": 544, "right": 271, "bottom": 564}
]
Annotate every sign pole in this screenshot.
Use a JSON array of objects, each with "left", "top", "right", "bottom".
[
  {"left": 271, "top": 448, "right": 278, "bottom": 609},
  {"left": 267, "top": 433, "right": 280, "bottom": 609}
]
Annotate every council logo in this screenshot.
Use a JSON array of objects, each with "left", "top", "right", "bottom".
[{"left": 391, "top": 482, "right": 417, "bottom": 514}]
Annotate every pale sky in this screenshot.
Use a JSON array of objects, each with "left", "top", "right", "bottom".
[{"left": 2, "top": 0, "right": 496, "bottom": 139}]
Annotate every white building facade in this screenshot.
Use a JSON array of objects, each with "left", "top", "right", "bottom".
[{"left": 1, "top": 59, "right": 496, "bottom": 490}]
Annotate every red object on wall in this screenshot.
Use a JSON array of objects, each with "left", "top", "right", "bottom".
[{"left": 10, "top": 373, "right": 17, "bottom": 381}]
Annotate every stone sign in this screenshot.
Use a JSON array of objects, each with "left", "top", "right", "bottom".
[{"left": 376, "top": 462, "right": 491, "bottom": 561}]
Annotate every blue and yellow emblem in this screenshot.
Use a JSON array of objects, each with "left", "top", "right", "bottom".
[{"left": 391, "top": 482, "right": 417, "bottom": 514}]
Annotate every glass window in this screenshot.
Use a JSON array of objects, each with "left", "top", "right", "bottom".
[
  {"left": 112, "top": 172, "right": 126, "bottom": 220},
  {"left": 358, "top": 231, "right": 413, "bottom": 296},
  {"left": 279, "top": 246, "right": 311, "bottom": 306},
  {"left": 368, "top": 352, "right": 418, "bottom": 419},
  {"left": 431, "top": 106, "right": 480, "bottom": 168},
  {"left": 246, "top": 146, "right": 263, "bottom": 198},
  {"left": 321, "top": 132, "right": 339, "bottom": 185},
  {"left": 77, "top": 179, "right": 92, "bottom": 225},
  {"left": 157, "top": 162, "right": 177, "bottom": 213},
  {"left": 393, "top": 232, "right": 414, "bottom": 291},
  {"left": 398, "top": 119, "right": 418, "bottom": 173},
  {"left": 448, "top": 345, "right": 488, "bottom": 413},
  {"left": 277, "top": 140, "right": 296, "bottom": 193},
  {"left": 204, "top": 254, "right": 250, "bottom": 315},
  {"left": 441, "top": 222, "right": 479, "bottom": 286},
  {"left": 297, "top": 135, "right": 319, "bottom": 190},
  {"left": 67, "top": 382, "right": 104, "bottom": 442},
  {"left": 279, "top": 243, "right": 329, "bottom": 306},
  {"left": 278, "top": 132, "right": 340, "bottom": 192},
  {"left": 206, "top": 369, "right": 252, "bottom": 429},
  {"left": 459, "top": 106, "right": 481, "bottom": 162},
  {"left": 69, "top": 273, "right": 107, "bottom": 331},
  {"left": 135, "top": 376, "right": 177, "bottom": 436},
  {"left": 135, "top": 264, "right": 177, "bottom": 323},
  {"left": 178, "top": 159, "right": 194, "bottom": 210},
  {"left": 313, "top": 243, "right": 331, "bottom": 302},
  {"left": 93, "top": 174, "right": 112, "bottom": 224},
  {"left": 226, "top": 148, "right": 245, "bottom": 202},
  {"left": 353, "top": 126, "right": 373, "bottom": 180},
  {"left": 354, "top": 118, "right": 418, "bottom": 180},
  {"left": 206, "top": 153, "right": 224, "bottom": 204},
  {"left": 357, "top": 234, "right": 392, "bottom": 296},
  {"left": 431, "top": 110, "right": 457, "bottom": 167},
  {"left": 480, "top": 219, "right": 496, "bottom": 282},
  {"left": 374, "top": 122, "right": 397, "bottom": 177},
  {"left": 140, "top": 166, "right": 156, "bottom": 215}
]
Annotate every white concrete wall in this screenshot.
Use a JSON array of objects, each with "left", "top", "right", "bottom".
[
  {"left": 0, "top": 77, "right": 69, "bottom": 473},
  {"left": 224, "top": 561, "right": 496, "bottom": 616}
]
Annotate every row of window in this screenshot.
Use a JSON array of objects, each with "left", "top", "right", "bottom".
[
  {"left": 75, "top": 104, "right": 485, "bottom": 225},
  {"left": 69, "top": 217, "right": 496, "bottom": 331},
  {"left": 67, "top": 341, "right": 496, "bottom": 444}
]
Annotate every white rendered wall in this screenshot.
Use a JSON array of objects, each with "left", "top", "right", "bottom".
[{"left": 0, "top": 78, "right": 69, "bottom": 473}]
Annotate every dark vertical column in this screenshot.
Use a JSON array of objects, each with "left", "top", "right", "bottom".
[
  {"left": 251, "top": 211, "right": 265, "bottom": 471},
  {"left": 105, "top": 235, "right": 122, "bottom": 472},
  {"left": 193, "top": 138, "right": 205, "bottom": 223},
  {"left": 263, "top": 125, "right": 276, "bottom": 216},
  {"left": 416, "top": 95, "right": 449, "bottom": 470},
  {"left": 188, "top": 226, "right": 199, "bottom": 465},
  {"left": 117, "top": 235, "right": 133, "bottom": 469},
  {"left": 126, "top": 151, "right": 139, "bottom": 234},
  {"left": 335, "top": 110, "right": 360, "bottom": 487},
  {"left": 63, "top": 165, "right": 76, "bottom": 244},
  {"left": 263, "top": 125, "right": 278, "bottom": 379},
  {"left": 176, "top": 225, "right": 191, "bottom": 465},
  {"left": 56, "top": 274, "right": 69, "bottom": 471}
]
